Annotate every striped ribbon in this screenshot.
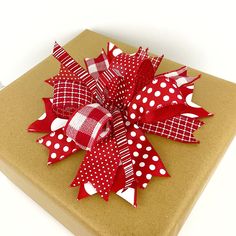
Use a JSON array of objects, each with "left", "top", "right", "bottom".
[
  {"left": 112, "top": 109, "right": 135, "bottom": 188},
  {"left": 53, "top": 42, "right": 98, "bottom": 98}
]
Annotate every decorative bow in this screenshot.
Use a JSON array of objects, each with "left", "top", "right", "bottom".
[{"left": 28, "top": 41, "right": 212, "bottom": 207}]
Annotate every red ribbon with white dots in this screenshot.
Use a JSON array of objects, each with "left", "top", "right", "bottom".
[{"left": 28, "top": 41, "right": 212, "bottom": 207}]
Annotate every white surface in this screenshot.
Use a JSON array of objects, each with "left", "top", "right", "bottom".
[{"left": 0, "top": 0, "right": 235, "bottom": 235}]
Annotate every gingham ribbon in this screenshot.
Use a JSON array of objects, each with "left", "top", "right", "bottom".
[
  {"left": 65, "top": 103, "right": 112, "bottom": 151},
  {"left": 84, "top": 50, "right": 109, "bottom": 81}
]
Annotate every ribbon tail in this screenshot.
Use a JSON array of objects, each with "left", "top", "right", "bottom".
[
  {"left": 71, "top": 137, "right": 120, "bottom": 201},
  {"left": 37, "top": 128, "right": 80, "bottom": 165},
  {"left": 156, "top": 66, "right": 199, "bottom": 87},
  {"left": 84, "top": 50, "right": 110, "bottom": 80},
  {"left": 139, "top": 115, "right": 204, "bottom": 143},
  {"left": 76, "top": 181, "right": 138, "bottom": 207},
  {"left": 27, "top": 98, "right": 66, "bottom": 133},
  {"left": 74, "top": 166, "right": 137, "bottom": 207},
  {"left": 180, "top": 84, "right": 213, "bottom": 118},
  {"left": 106, "top": 42, "right": 123, "bottom": 63},
  {"left": 116, "top": 186, "right": 137, "bottom": 207},
  {"left": 53, "top": 42, "right": 85, "bottom": 76},
  {"left": 76, "top": 182, "right": 97, "bottom": 200},
  {"left": 125, "top": 123, "right": 169, "bottom": 189},
  {"left": 45, "top": 64, "right": 82, "bottom": 86},
  {"left": 53, "top": 42, "right": 97, "bottom": 97},
  {"left": 112, "top": 109, "right": 135, "bottom": 189},
  {"left": 156, "top": 66, "right": 187, "bottom": 78},
  {"left": 135, "top": 47, "right": 163, "bottom": 74}
]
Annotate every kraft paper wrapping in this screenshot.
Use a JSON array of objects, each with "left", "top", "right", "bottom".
[{"left": 0, "top": 30, "right": 236, "bottom": 236}]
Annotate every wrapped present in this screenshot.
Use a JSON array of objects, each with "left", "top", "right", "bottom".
[{"left": 0, "top": 30, "right": 236, "bottom": 236}]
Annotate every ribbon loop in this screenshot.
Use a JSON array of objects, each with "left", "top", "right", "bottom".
[
  {"left": 128, "top": 76, "right": 186, "bottom": 123},
  {"left": 110, "top": 53, "right": 155, "bottom": 105},
  {"left": 52, "top": 80, "right": 94, "bottom": 119},
  {"left": 65, "top": 103, "right": 112, "bottom": 150},
  {"left": 97, "top": 67, "right": 123, "bottom": 106}
]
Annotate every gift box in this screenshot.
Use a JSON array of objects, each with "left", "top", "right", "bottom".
[{"left": 0, "top": 29, "right": 236, "bottom": 236}]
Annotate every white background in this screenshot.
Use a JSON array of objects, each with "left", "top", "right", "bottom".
[{"left": 0, "top": 0, "right": 235, "bottom": 235}]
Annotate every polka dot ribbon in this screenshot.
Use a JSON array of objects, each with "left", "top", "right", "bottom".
[{"left": 28, "top": 41, "right": 212, "bottom": 207}]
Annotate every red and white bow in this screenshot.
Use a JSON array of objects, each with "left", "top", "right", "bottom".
[{"left": 28, "top": 41, "right": 212, "bottom": 207}]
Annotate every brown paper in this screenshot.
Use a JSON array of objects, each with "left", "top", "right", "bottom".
[{"left": 0, "top": 30, "right": 236, "bottom": 236}]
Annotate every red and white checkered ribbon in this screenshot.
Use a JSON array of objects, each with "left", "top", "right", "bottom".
[
  {"left": 136, "top": 47, "right": 164, "bottom": 73},
  {"left": 65, "top": 103, "right": 112, "bottom": 151},
  {"left": 85, "top": 50, "right": 109, "bottom": 81}
]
